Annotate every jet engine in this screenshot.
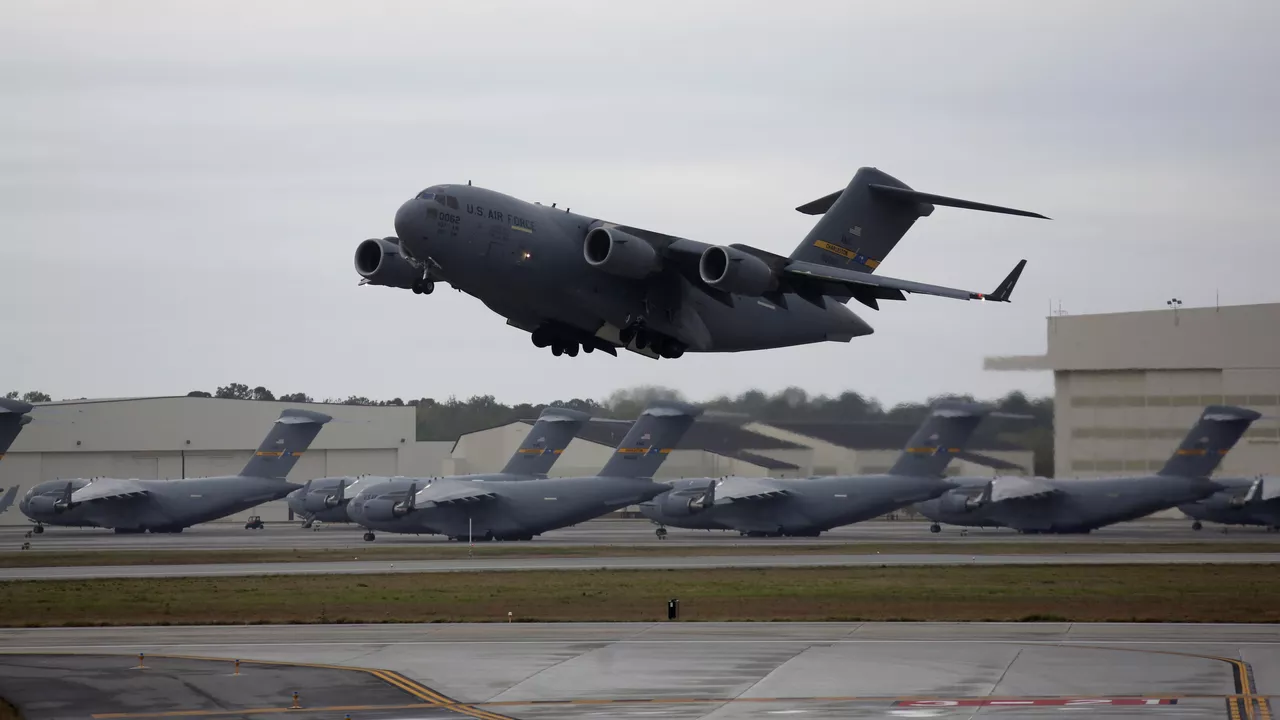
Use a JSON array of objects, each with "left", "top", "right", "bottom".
[
  {"left": 583, "top": 227, "right": 661, "bottom": 279},
  {"left": 658, "top": 485, "right": 715, "bottom": 517},
  {"left": 698, "top": 246, "right": 777, "bottom": 296},
  {"left": 354, "top": 237, "right": 419, "bottom": 289},
  {"left": 939, "top": 489, "right": 985, "bottom": 514}
]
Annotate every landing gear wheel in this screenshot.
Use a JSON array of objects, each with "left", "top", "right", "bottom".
[
  {"left": 363, "top": 532, "right": 376, "bottom": 541},
  {"left": 633, "top": 328, "right": 651, "bottom": 350},
  {"left": 1192, "top": 521, "right": 1203, "bottom": 531},
  {"left": 655, "top": 527, "right": 668, "bottom": 540},
  {"left": 930, "top": 523, "right": 941, "bottom": 534},
  {"left": 32, "top": 525, "right": 44, "bottom": 535},
  {"left": 411, "top": 278, "right": 434, "bottom": 295},
  {"left": 531, "top": 329, "right": 551, "bottom": 348},
  {"left": 582, "top": 344, "right": 594, "bottom": 353},
  {"left": 619, "top": 325, "right": 637, "bottom": 346},
  {"left": 565, "top": 343, "right": 579, "bottom": 357},
  {"left": 551, "top": 344, "right": 564, "bottom": 357}
]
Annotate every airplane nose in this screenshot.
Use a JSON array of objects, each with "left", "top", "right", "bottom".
[{"left": 394, "top": 198, "right": 429, "bottom": 241}]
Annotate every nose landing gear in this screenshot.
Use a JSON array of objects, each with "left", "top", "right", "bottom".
[
  {"left": 363, "top": 531, "right": 376, "bottom": 541},
  {"left": 411, "top": 278, "right": 434, "bottom": 295}
]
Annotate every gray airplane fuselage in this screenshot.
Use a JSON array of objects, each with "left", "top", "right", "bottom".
[
  {"left": 351, "top": 475, "right": 668, "bottom": 539},
  {"left": 642, "top": 475, "right": 955, "bottom": 535},
  {"left": 918, "top": 475, "right": 1222, "bottom": 533},
  {"left": 286, "top": 475, "right": 403, "bottom": 524},
  {"left": 20, "top": 476, "right": 300, "bottom": 532},
  {"left": 388, "top": 186, "right": 872, "bottom": 352}
]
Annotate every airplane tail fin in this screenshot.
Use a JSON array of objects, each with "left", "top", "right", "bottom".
[
  {"left": 239, "top": 409, "right": 333, "bottom": 479},
  {"left": 499, "top": 406, "right": 591, "bottom": 476},
  {"left": 0, "top": 399, "right": 34, "bottom": 460},
  {"left": 791, "top": 167, "right": 1047, "bottom": 272},
  {"left": 1157, "top": 405, "right": 1260, "bottom": 478},
  {"left": 887, "top": 401, "right": 992, "bottom": 477},
  {"left": 597, "top": 401, "right": 703, "bottom": 479}
]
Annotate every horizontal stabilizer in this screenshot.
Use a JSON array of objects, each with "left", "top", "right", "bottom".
[
  {"left": 868, "top": 184, "right": 1049, "bottom": 219},
  {"left": 795, "top": 190, "right": 844, "bottom": 216},
  {"left": 955, "top": 450, "right": 1026, "bottom": 472}
]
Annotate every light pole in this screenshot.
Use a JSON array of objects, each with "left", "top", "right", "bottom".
[{"left": 1166, "top": 298, "right": 1183, "bottom": 326}]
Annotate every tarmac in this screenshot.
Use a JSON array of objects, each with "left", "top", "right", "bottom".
[
  {"left": 6, "top": 551, "right": 1280, "bottom": 581},
  {"left": 1, "top": 623, "right": 1275, "bottom": 719},
  {"left": 4, "top": 517, "right": 1275, "bottom": 552}
]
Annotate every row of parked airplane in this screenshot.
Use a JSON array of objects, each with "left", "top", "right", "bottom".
[{"left": 1, "top": 396, "right": 1276, "bottom": 537}]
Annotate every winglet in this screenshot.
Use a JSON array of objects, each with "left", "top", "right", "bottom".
[{"left": 975, "top": 259, "right": 1026, "bottom": 303}]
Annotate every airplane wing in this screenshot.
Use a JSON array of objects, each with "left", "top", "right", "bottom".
[
  {"left": 416, "top": 484, "right": 500, "bottom": 507},
  {"left": 0, "top": 486, "right": 18, "bottom": 514},
  {"left": 986, "top": 476, "right": 1059, "bottom": 504},
  {"left": 71, "top": 478, "right": 151, "bottom": 503},
  {"left": 711, "top": 477, "right": 791, "bottom": 504},
  {"left": 633, "top": 230, "right": 1025, "bottom": 311}
]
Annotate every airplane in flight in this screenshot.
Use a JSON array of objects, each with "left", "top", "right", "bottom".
[
  {"left": 1180, "top": 476, "right": 1280, "bottom": 532},
  {"left": 0, "top": 398, "right": 35, "bottom": 514},
  {"left": 286, "top": 405, "right": 590, "bottom": 527},
  {"left": 347, "top": 401, "right": 701, "bottom": 541},
  {"left": 354, "top": 167, "right": 1044, "bottom": 359},
  {"left": 915, "top": 405, "right": 1261, "bottom": 534},
  {"left": 19, "top": 409, "right": 331, "bottom": 534},
  {"left": 638, "top": 401, "right": 1007, "bottom": 538}
]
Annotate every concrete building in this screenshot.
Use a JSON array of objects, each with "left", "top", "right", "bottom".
[
  {"left": 987, "top": 302, "right": 1280, "bottom": 480},
  {"left": 0, "top": 396, "right": 452, "bottom": 526}
]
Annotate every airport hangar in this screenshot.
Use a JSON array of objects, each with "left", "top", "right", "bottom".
[
  {"left": 986, "top": 301, "right": 1280, "bottom": 485},
  {"left": 0, "top": 397, "right": 1032, "bottom": 527}
]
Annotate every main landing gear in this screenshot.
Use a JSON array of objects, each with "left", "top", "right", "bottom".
[
  {"left": 930, "top": 523, "right": 941, "bottom": 534},
  {"left": 411, "top": 278, "right": 434, "bottom": 295},
  {"left": 530, "top": 327, "right": 595, "bottom": 358},
  {"left": 619, "top": 322, "right": 685, "bottom": 359},
  {"left": 655, "top": 526, "right": 668, "bottom": 540},
  {"left": 1192, "top": 521, "right": 1203, "bottom": 531},
  {"left": 363, "top": 531, "right": 376, "bottom": 541}
]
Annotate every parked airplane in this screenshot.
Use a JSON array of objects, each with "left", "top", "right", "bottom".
[
  {"left": 0, "top": 398, "right": 34, "bottom": 514},
  {"left": 916, "top": 405, "right": 1261, "bottom": 533},
  {"left": 347, "top": 401, "right": 702, "bottom": 541},
  {"left": 286, "top": 405, "right": 590, "bottom": 527},
  {"left": 638, "top": 401, "right": 1001, "bottom": 537},
  {"left": 355, "top": 167, "right": 1042, "bottom": 359},
  {"left": 1181, "top": 477, "right": 1280, "bottom": 531},
  {"left": 19, "top": 409, "right": 330, "bottom": 533}
]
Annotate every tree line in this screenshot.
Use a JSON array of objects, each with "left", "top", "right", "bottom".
[{"left": 9, "top": 385, "right": 1055, "bottom": 475}]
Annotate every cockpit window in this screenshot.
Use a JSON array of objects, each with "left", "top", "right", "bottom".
[
  {"left": 446, "top": 195, "right": 459, "bottom": 210},
  {"left": 434, "top": 194, "right": 447, "bottom": 206},
  {"left": 416, "top": 190, "right": 435, "bottom": 200}
]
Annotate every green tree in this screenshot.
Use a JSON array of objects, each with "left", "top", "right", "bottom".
[
  {"left": 214, "top": 383, "right": 252, "bottom": 400},
  {"left": 279, "top": 392, "right": 313, "bottom": 403},
  {"left": 187, "top": 390, "right": 213, "bottom": 398},
  {"left": 251, "top": 386, "right": 276, "bottom": 401}
]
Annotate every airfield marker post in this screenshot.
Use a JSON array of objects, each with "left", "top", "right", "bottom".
[
  {"left": 233, "top": 659, "right": 239, "bottom": 675},
  {"left": 136, "top": 653, "right": 145, "bottom": 669},
  {"left": 290, "top": 691, "right": 301, "bottom": 709}
]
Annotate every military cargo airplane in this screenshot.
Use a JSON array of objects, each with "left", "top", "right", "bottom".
[
  {"left": 347, "top": 401, "right": 701, "bottom": 541},
  {"left": 916, "top": 405, "right": 1261, "bottom": 533},
  {"left": 1181, "top": 476, "right": 1280, "bottom": 531},
  {"left": 638, "top": 401, "right": 1001, "bottom": 537},
  {"left": 286, "top": 405, "right": 589, "bottom": 527},
  {"left": 354, "top": 167, "right": 1044, "bottom": 359},
  {"left": 0, "top": 399, "right": 34, "bottom": 514},
  {"left": 19, "top": 409, "right": 330, "bottom": 533}
]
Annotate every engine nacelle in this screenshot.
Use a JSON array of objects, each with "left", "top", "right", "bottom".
[
  {"left": 698, "top": 246, "right": 777, "bottom": 296},
  {"left": 939, "top": 490, "right": 983, "bottom": 514},
  {"left": 583, "top": 227, "right": 660, "bottom": 279},
  {"left": 658, "top": 488, "right": 712, "bottom": 517},
  {"left": 354, "top": 237, "right": 419, "bottom": 289}
]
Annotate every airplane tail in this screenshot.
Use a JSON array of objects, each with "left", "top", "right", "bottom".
[
  {"left": 1156, "top": 405, "right": 1260, "bottom": 478},
  {"left": 0, "top": 399, "right": 34, "bottom": 460},
  {"left": 887, "top": 401, "right": 992, "bottom": 477},
  {"left": 239, "top": 409, "right": 333, "bottom": 479},
  {"left": 499, "top": 406, "right": 591, "bottom": 476},
  {"left": 597, "top": 401, "right": 703, "bottom": 479},
  {"left": 0, "top": 485, "right": 18, "bottom": 515},
  {"left": 790, "top": 167, "right": 1046, "bottom": 272}
]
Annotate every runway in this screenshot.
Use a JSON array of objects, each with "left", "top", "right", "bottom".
[
  {"left": 1, "top": 623, "right": 1275, "bottom": 719},
  {"left": 5, "top": 551, "right": 1280, "bottom": 580},
  {"left": 4, "top": 517, "right": 1271, "bottom": 552}
]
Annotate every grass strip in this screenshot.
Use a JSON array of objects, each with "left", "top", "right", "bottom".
[
  {"left": 2, "top": 541, "right": 1277, "bottom": 568},
  {"left": 2, "top": 564, "right": 1276, "bottom": 626}
]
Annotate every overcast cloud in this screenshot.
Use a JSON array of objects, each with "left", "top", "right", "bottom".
[{"left": 1, "top": 0, "right": 1277, "bottom": 406}]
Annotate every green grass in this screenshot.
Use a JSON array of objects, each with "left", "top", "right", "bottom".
[
  {"left": 2, "top": 564, "right": 1276, "bottom": 626},
  {"left": 2, "top": 541, "right": 1277, "bottom": 568}
]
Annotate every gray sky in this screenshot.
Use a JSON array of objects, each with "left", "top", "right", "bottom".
[{"left": 2, "top": 0, "right": 1277, "bottom": 407}]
